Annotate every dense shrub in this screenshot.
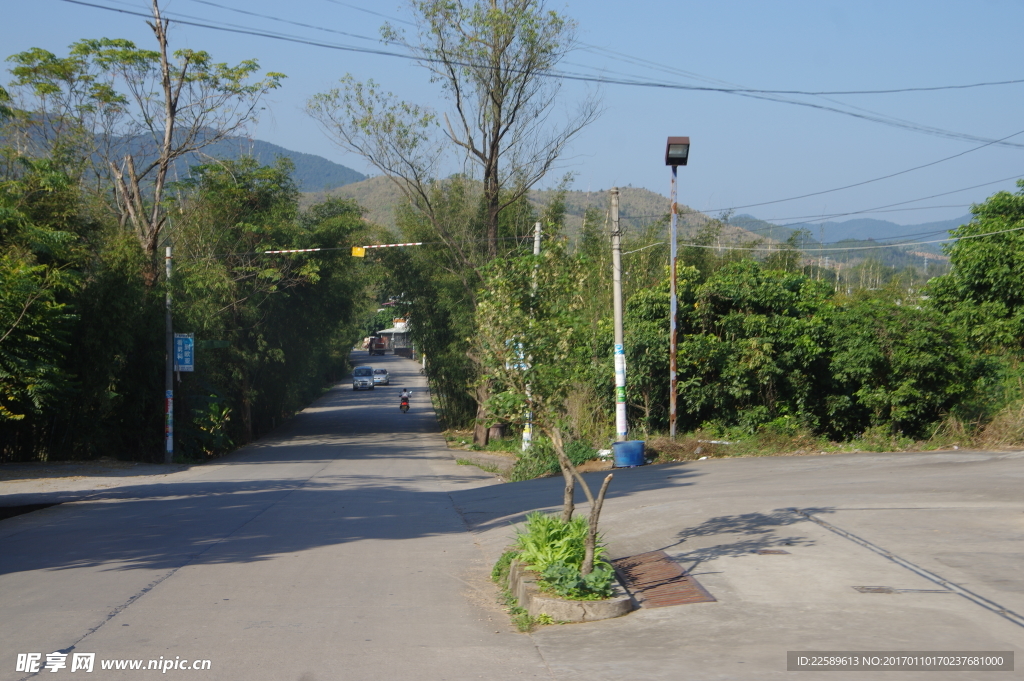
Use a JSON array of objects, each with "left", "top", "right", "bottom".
[{"left": 515, "top": 511, "right": 613, "bottom": 600}]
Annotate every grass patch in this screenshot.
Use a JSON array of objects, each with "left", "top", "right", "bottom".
[
  {"left": 509, "top": 437, "right": 597, "bottom": 481},
  {"left": 492, "top": 549, "right": 519, "bottom": 583},
  {"left": 492, "top": 549, "right": 536, "bottom": 631},
  {"left": 484, "top": 437, "right": 522, "bottom": 453},
  {"left": 443, "top": 429, "right": 473, "bottom": 447},
  {"left": 456, "top": 457, "right": 505, "bottom": 476}
]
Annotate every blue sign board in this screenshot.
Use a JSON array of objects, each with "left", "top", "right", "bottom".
[{"left": 174, "top": 333, "right": 195, "bottom": 372}]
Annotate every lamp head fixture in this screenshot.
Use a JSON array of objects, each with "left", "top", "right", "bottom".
[{"left": 665, "top": 136, "right": 690, "bottom": 167}]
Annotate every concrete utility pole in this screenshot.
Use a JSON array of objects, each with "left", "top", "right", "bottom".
[
  {"left": 164, "top": 246, "right": 174, "bottom": 464},
  {"left": 611, "top": 189, "right": 627, "bottom": 442},
  {"left": 522, "top": 221, "right": 541, "bottom": 451}
]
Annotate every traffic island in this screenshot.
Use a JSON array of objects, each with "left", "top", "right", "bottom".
[{"left": 507, "top": 559, "right": 634, "bottom": 623}]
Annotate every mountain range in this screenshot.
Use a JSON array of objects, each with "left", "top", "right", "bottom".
[
  {"left": 177, "top": 136, "right": 366, "bottom": 191},
  {"left": 729, "top": 214, "right": 970, "bottom": 252}
]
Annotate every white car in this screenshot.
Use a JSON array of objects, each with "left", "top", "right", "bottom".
[
  {"left": 352, "top": 365, "right": 374, "bottom": 390},
  {"left": 373, "top": 368, "right": 390, "bottom": 386}
]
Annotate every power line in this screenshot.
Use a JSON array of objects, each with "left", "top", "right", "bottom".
[
  {"left": 677, "top": 221, "right": 1024, "bottom": 254},
  {"left": 319, "top": 0, "right": 416, "bottom": 27},
  {"left": 184, "top": 0, "right": 381, "bottom": 42},
  {"left": 759, "top": 173, "right": 1023, "bottom": 229},
  {"left": 593, "top": 171, "right": 1020, "bottom": 232},
  {"left": 691, "top": 169, "right": 1023, "bottom": 220},
  {"left": 46, "top": 0, "right": 1024, "bottom": 235},
  {"left": 100, "top": 0, "right": 381, "bottom": 45},
  {"left": 749, "top": 204, "right": 971, "bottom": 222},
  {"left": 53, "top": 0, "right": 1024, "bottom": 154},
  {"left": 58, "top": 1, "right": 1024, "bottom": 110},
  {"left": 616, "top": 203, "right": 972, "bottom": 225},
  {"left": 577, "top": 42, "right": 1024, "bottom": 97},
  {"left": 573, "top": 43, "right": 1024, "bottom": 149}
]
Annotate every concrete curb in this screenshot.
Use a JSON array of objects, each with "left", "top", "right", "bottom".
[{"left": 508, "top": 560, "right": 634, "bottom": 623}]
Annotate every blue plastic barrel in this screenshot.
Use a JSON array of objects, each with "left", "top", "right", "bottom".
[{"left": 612, "top": 440, "right": 645, "bottom": 467}]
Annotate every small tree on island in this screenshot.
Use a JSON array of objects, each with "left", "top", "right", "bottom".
[{"left": 475, "top": 240, "right": 613, "bottom": 577}]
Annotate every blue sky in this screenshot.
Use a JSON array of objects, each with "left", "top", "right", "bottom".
[{"left": 2, "top": 0, "right": 1022, "bottom": 231}]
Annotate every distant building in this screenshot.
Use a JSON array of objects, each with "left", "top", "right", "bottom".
[{"left": 377, "top": 319, "right": 410, "bottom": 352}]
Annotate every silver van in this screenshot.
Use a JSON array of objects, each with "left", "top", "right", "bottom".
[{"left": 352, "top": 365, "right": 375, "bottom": 390}]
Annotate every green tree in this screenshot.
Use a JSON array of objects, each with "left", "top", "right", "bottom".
[
  {"left": 0, "top": 159, "right": 79, "bottom": 424},
  {"left": 475, "top": 241, "right": 612, "bottom": 575},
  {"left": 6, "top": 1, "right": 284, "bottom": 283},
  {"left": 363, "top": 308, "right": 398, "bottom": 337},
  {"left": 171, "top": 158, "right": 369, "bottom": 448},
  {"left": 379, "top": 177, "right": 537, "bottom": 432},
  {"left": 578, "top": 206, "right": 605, "bottom": 261},
  {"left": 308, "top": 0, "right": 598, "bottom": 260},
  {"left": 675, "top": 260, "right": 832, "bottom": 433},
  {"left": 928, "top": 180, "right": 1024, "bottom": 349},
  {"left": 307, "top": 1, "right": 597, "bottom": 444},
  {"left": 823, "top": 297, "right": 975, "bottom": 438}
]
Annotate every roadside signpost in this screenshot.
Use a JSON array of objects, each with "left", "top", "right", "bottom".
[{"left": 174, "top": 333, "right": 195, "bottom": 372}]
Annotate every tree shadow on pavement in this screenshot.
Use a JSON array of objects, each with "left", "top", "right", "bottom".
[
  {"left": 661, "top": 506, "right": 837, "bottom": 573},
  {"left": 448, "top": 462, "right": 706, "bottom": 533},
  {"left": 0, "top": 476, "right": 494, "bottom": 576}
]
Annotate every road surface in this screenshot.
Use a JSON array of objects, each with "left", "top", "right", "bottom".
[
  {"left": 2, "top": 354, "right": 547, "bottom": 680},
  {"left": 2, "top": 351, "right": 1022, "bottom": 680}
]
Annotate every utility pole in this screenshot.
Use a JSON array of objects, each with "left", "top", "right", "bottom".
[
  {"left": 664, "top": 137, "right": 690, "bottom": 440},
  {"left": 611, "top": 189, "right": 627, "bottom": 442},
  {"left": 164, "top": 246, "right": 174, "bottom": 464},
  {"left": 669, "top": 168, "right": 679, "bottom": 439},
  {"left": 523, "top": 221, "right": 541, "bottom": 451}
]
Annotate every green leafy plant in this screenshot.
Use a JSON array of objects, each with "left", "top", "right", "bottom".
[
  {"left": 539, "top": 560, "right": 615, "bottom": 600},
  {"left": 516, "top": 512, "right": 590, "bottom": 570},
  {"left": 496, "top": 582, "right": 534, "bottom": 632},
  {"left": 514, "top": 512, "right": 613, "bottom": 599},
  {"left": 509, "top": 437, "right": 596, "bottom": 481},
  {"left": 491, "top": 549, "right": 519, "bottom": 583}
]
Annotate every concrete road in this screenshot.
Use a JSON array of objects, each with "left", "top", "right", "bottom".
[
  {"left": 1, "top": 354, "right": 548, "bottom": 681},
  {"left": 3, "top": 351, "right": 1023, "bottom": 680},
  {"left": 455, "top": 449, "right": 1024, "bottom": 680}
]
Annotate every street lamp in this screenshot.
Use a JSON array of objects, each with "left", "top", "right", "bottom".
[
  {"left": 665, "top": 137, "right": 690, "bottom": 167},
  {"left": 665, "top": 136, "right": 690, "bottom": 439}
]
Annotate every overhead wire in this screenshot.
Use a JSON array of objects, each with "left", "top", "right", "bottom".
[
  {"left": 184, "top": 0, "right": 381, "bottom": 42},
  {"left": 58, "top": 0, "right": 1024, "bottom": 233},
  {"left": 740, "top": 172, "right": 1023, "bottom": 230},
  {"left": 615, "top": 203, "right": 973, "bottom": 225},
  {"left": 575, "top": 42, "right": 1024, "bottom": 148},
  {"left": 679, "top": 128, "right": 1024, "bottom": 216},
  {"left": 214, "top": 217, "right": 1024, "bottom": 259},
  {"left": 319, "top": 0, "right": 416, "bottom": 27},
  {"left": 52, "top": 0, "right": 1023, "bottom": 243},
  {"left": 59, "top": 1, "right": 1024, "bottom": 103},
  {"left": 601, "top": 170, "right": 1021, "bottom": 231}
]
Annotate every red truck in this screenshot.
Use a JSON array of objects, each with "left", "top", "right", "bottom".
[{"left": 368, "top": 336, "right": 386, "bottom": 356}]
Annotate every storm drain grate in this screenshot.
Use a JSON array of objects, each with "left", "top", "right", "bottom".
[
  {"left": 612, "top": 550, "right": 716, "bottom": 608},
  {"left": 755, "top": 549, "right": 791, "bottom": 555}
]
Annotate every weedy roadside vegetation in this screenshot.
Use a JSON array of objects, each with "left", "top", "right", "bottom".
[
  {"left": 491, "top": 549, "right": 535, "bottom": 632},
  {"left": 490, "top": 511, "right": 617, "bottom": 631},
  {"left": 514, "top": 512, "right": 615, "bottom": 600}
]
